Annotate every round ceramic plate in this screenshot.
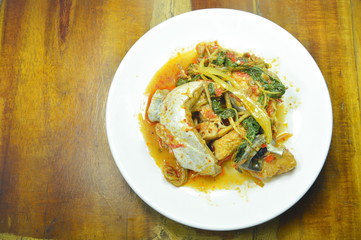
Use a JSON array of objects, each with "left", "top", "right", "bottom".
[{"left": 106, "top": 9, "right": 332, "bottom": 230}]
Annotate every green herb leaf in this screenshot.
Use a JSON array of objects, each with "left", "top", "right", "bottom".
[
  {"left": 233, "top": 65, "right": 286, "bottom": 98},
  {"left": 219, "top": 108, "right": 237, "bottom": 119},
  {"left": 176, "top": 78, "right": 189, "bottom": 86},
  {"left": 234, "top": 142, "right": 247, "bottom": 163},
  {"left": 212, "top": 51, "right": 239, "bottom": 67},
  {"left": 242, "top": 116, "right": 261, "bottom": 142},
  {"left": 211, "top": 99, "right": 223, "bottom": 114},
  {"left": 211, "top": 99, "right": 236, "bottom": 119},
  {"left": 208, "top": 83, "right": 216, "bottom": 97},
  {"left": 224, "top": 57, "right": 238, "bottom": 67},
  {"left": 263, "top": 80, "right": 286, "bottom": 98},
  {"left": 213, "top": 51, "right": 225, "bottom": 66},
  {"left": 191, "top": 74, "right": 201, "bottom": 81}
]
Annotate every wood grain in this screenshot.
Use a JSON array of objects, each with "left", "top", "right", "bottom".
[
  {"left": 150, "top": 0, "right": 191, "bottom": 28},
  {"left": 260, "top": 1, "right": 361, "bottom": 238},
  {"left": 0, "top": 0, "right": 154, "bottom": 239},
  {"left": 0, "top": 0, "right": 360, "bottom": 239}
]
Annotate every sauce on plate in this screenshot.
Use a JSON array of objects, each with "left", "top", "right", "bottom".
[{"left": 139, "top": 48, "right": 289, "bottom": 192}]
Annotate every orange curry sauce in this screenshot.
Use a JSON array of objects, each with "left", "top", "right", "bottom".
[{"left": 138, "top": 49, "right": 252, "bottom": 192}]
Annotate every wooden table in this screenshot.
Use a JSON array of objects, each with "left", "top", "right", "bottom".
[{"left": 0, "top": 0, "right": 360, "bottom": 239}]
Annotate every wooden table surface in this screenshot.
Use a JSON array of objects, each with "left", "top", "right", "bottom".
[{"left": 1, "top": 0, "right": 360, "bottom": 239}]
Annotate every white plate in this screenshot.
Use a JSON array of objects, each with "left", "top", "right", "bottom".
[{"left": 106, "top": 9, "right": 332, "bottom": 230}]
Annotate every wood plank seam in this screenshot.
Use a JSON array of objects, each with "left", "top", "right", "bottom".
[
  {"left": 349, "top": 0, "right": 361, "bottom": 114},
  {"left": 253, "top": 0, "right": 262, "bottom": 16},
  {"left": 150, "top": 0, "right": 191, "bottom": 28}
]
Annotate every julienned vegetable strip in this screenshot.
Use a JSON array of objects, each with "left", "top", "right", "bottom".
[
  {"left": 216, "top": 112, "right": 250, "bottom": 137},
  {"left": 199, "top": 67, "right": 272, "bottom": 143}
]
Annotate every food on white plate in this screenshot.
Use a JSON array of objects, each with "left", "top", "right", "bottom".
[{"left": 140, "top": 41, "right": 296, "bottom": 189}]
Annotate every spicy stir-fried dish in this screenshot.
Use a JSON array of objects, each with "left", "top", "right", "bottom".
[{"left": 142, "top": 41, "right": 296, "bottom": 188}]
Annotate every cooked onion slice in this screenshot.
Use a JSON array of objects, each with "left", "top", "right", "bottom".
[{"left": 162, "top": 164, "right": 188, "bottom": 187}]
